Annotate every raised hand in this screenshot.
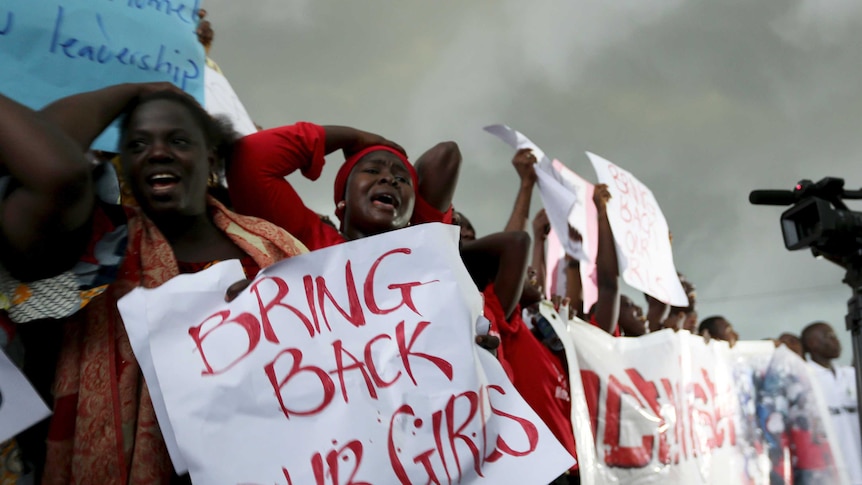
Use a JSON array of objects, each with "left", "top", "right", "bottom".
[
  {"left": 593, "top": 183, "right": 611, "bottom": 210},
  {"left": 512, "top": 148, "right": 538, "bottom": 184},
  {"left": 532, "top": 208, "right": 550, "bottom": 240}
]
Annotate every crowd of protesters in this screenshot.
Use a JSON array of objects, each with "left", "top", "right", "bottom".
[{"left": 0, "top": 11, "right": 859, "bottom": 485}]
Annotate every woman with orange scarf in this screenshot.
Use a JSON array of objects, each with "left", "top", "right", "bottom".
[{"left": 18, "top": 83, "right": 316, "bottom": 484}]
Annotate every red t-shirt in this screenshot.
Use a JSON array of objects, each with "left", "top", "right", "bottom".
[
  {"left": 481, "top": 284, "right": 515, "bottom": 382},
  {"left": 227, "top": 123, "right": 451, "bottom": 251},
  {"left": 498, "top": 306, "right": 578, "bottom": 470}
]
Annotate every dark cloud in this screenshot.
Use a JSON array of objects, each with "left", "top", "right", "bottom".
[{"left": 208, "top": 0, "right": 862, "bottom": 361}]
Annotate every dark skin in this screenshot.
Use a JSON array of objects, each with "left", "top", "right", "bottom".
[
  {"left": 0, "top": 93, "right": 93, "bottom": 281},
  {"left": 340, "top": 153, "right": 415, "bottom": 240},
  {"left": 323, "top": 127, "right": 460, "bottom": 241},
  {"left": 802, "top": 322, "right": 841, "bottom": 371},
  {"left": 463, "top": 148, "right": 538, "bottom": 320},
  {"left": 42, "top": 83, "right": 244, "bottom": 263},
  {"left": 618, "top": 295, "right": 647, "bottom": 336},
  {"left": 700, "top": 317, "right": 739, "bottom": 348},
  {"left": 196, "top": 9, "right": 213, "bottom": 52},
  {"left": 503, "top": 148, "right": 537, "bottom": 233},
  {"left": 120, "top": 99, "right": 244, "bottom": 262},
  {"left": 531, "top": 209, "right": 551, "bottom": 300},
  {"left": 593, "top": 184, "right": 620, "bottom": 334},
  {"left": 777, "top": 332, "right": 804, "bottom": 358},
  {"left": 413, "top": 141, "right": 462, "bottom": 215},
  {"left": 453, "top": 211, "right": 476, "bottom": 242},
  {"left": 461, "top": 231, "right": 531, "bottom": 320},
  {"left": 646, "top": 295, "right": 671, "bottom": 332}
]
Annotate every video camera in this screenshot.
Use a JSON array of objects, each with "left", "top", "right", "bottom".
[
  {"left": 750, "top": 177, "right": 862, "bottom": 263},
  {"left": 751, "top": 177, "right": 862, "bottom": 437}
]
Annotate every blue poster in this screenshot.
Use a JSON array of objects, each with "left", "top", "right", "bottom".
[{"left": 0, "top": 0, "right": 205, "bottom": 151}]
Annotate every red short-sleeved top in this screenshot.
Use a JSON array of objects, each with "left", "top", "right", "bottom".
[{"left": 227, "top": 123, "right": 451, "bottom": 252}]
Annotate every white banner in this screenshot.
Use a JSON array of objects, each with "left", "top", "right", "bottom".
[
  {"left": 204, "top": 63, "right": 258, "bottom": 136},
  {"left": 552, "top": 317, "right": 847, "bottom": 485},
  {"left": 119, "top": 223, "right": 574, "bottom": 484},
  {"left": 0, "top": 348, "right": 51, "bottom": 442},
  {"left": 586, "top": 152, "right": 688, "bottom": 306},
  {"left": 484, "top": 125, "right": 591, "bottom": 262}
]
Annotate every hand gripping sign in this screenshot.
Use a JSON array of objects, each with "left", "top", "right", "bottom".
[
  {"left": 586, "top": 152, "right": 688, "bottom": 306},
  {"left": 119, "top": 223, "right": 574, "bottom": 484},
  {"left": 484, "top": 124, "right": 592, "bottom": 263}
]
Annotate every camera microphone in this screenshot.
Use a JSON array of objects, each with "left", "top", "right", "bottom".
[{"left": 748, "top": 190, "right": 798, "bottom": 206}]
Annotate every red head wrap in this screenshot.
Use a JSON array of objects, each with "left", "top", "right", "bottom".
[{"left": 333, "top": 145, "right": 418, "bottom": 221}]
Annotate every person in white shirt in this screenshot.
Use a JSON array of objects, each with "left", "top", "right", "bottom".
[{"left": 802, "top": 321, "right": 862, "bottom": 484}]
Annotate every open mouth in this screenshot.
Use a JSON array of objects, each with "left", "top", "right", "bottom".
[
  {"left": 370, "top": 193, "right": 399, "bottom": 209},
  {"left": 146, "top": 173, "right": 181, "bottom": 193}
]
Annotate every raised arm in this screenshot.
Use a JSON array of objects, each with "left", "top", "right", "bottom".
[
  {"left": 503, "top": 149, "right": 537, "bottom": 232},
  {"left": 461, "top": 231, "right": 531, "bottom": 320},
  {"left": 228, "top": 124, "right": 401, "bottom": 249},
  {"left": 40, "top": 82, "right": 182, "bottom": 150},
  {"left": 592, "top": 184, "right": 620, "bottom": 334},
  {"left": 413, "top": 141, "right": 461, "bottom": 213},
  {"left": 530, "top": 209, "right": 549, "bottom": 288},
  {"left": 0, "top": 93, "right": 93, "bottom": 280},
  {"left": 564, "top": 256, "right": 584, "bottom": 318}
]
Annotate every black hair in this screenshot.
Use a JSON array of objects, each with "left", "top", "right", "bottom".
[
  {"left": 117, "top": 90, "right": 238, "bottom": 188},
  {"left": 698, "top": 315, "right": 724, "bottom": 336}
]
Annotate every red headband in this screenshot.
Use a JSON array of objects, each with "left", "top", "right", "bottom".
[{"left": 333, "top": 145, "right": 418, "bottom": 221}]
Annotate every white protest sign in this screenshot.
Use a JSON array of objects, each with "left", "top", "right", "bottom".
[
  {"left": 0, "top": 348, "right": 51, "bottom": 442},
  {"left": 564, "top": 326, "right": 764, "bottom": 485},
  {"left": 119, "top": 223, "right": 575, "bottom": 484},
  {"left": 204, "top": 63, "right": 258, "bottom": 136},
  {"left": 544, "top": 177, "right": 599, "bottom": 313},
  {"left": 586, "top": 152, "right": 688, "bottom": 306},
  {"left": 484, "top": 125, "right": 591, "bottom": 261},
  {"left": 116, "top": 260, "right": 250, "bottom": 473}
]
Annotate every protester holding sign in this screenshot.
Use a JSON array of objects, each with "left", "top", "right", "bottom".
[
  {"left": 459, "top": 149, "right": 581, "bottom": 483},
  {"left": 17, "top": 83, "right": 308, "bottom": 483}
]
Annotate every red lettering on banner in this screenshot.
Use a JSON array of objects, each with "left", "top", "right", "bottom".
[
  {"left": 445, "top": 391, "right": 483, "bottom": 477},
  {"left": 189, "top": 309, "right": 262, "bottom": 375},
  {"left": 388, "top": 404, "right": 418, "bottom": 485},
  {"left": 265, "top": 348, "right": 335, "bottom": 419},
  {"left": 603, "top": 374, "right": 654, "bottom": 468},
  {"left": 188, "top": 247, "right": 448, "bottom": 380},
  {"left": 580, "top": 370, "right": 601, "bottom": 438},
  {"left": 661, "top": 377, "right": 685, "bottom": 463},
  {"left": 626, "top": 369, "right": 672, "bottom": 465},
  {"left": 395, "top": 320, "right": 453, "bottom": 385},
  {"left": 364, "top": 248, "right": 437, "bottom": 317},
  {"left": 317, "top": 261, "right": 366, "bottom": 329},
  {"left": 364, "top": 334, "right": 400, "bottom": 388},
  {"left": 251, "top": 277, "right": 318, "bottom": 341},
  {"left": 485, "top": 385, "right": 539, "bottom": 461},
  {"left": 583, "top": 365, "right": 737, "bottom": 470},
  {"left": 606, "top": 162, "right": 672, "bottom": 302},
  {"left": 264, "top": 321, "right": 453, "bottom": 419},
  {"left": 689, "top": 377, "right": 714, "bottom": 457},
  {"left": 384, "top": 385, "right": 538, "bottom": 484},
  {"left": 304, "top": 275, "right": 325, "bottom": 334},
  {"left": 330, "top": 340, "right": 378, "bottom": 403},
  {"left": 702, "top": 369, "right": 737, "bottom": 448}
]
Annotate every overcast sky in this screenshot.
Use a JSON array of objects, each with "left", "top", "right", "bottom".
[{"left": 206, "top": 0, "right": 862, "bottom": 362}]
